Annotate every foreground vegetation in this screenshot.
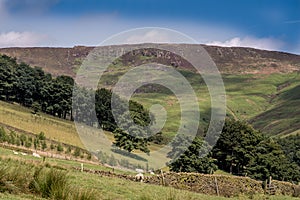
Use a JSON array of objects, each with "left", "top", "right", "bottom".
[{"left": 0, "top": 147, "right": 299, "bottom": 200}]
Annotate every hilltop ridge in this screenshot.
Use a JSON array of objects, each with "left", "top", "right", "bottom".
[{"left": 0, "top": 44, "right": 299, "bottom": 77}]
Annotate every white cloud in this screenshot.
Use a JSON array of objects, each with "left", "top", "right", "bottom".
[
  {"left": 0, "top": 31, "right": 48, "bottom": 47},
  {"left": 206, "top": 36, "right": 284, "bottom": 51}
]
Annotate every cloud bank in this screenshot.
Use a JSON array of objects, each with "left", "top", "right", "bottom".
[
  {"left": 206, "top": 36, "right": 284, "bottom": 51},
  {"left": 0, "top": 31, "right": 47, "bottom": 47}
]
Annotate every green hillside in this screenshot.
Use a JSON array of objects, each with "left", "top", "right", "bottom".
[
  {"left": 99, "top": 64, "right": 300, "bottom": 137},
  {"left": 0, "top": 45, "right": 299, "bottom": 137}
]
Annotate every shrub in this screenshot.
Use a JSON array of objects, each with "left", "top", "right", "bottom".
[
  {"left": 73, "top": 147, "right": 81, "bottom": 157},
  {"left": 0, "top": 127, "right": 7, "bottom": 142},
  {"left": 33, "top": 138, "right": 39, "bottom": 149},
  {"left": 87, "top": 152, "right": 92, "bottom": 160},
  {"left": 0, "top": 160, "right": 32, "bottom": 194},
  {"left": 30, "top": 168, "right": 69, "bottom": 200},
  {"left": 38, "top": 132, "right": 46, "bottom": 140},
  {"left": 25, "top": 141, "right": 32, "bottom": 148},
  {"left": 20, "top": 134, "right": 27, "bottom": 146},
  {"left": 41, "top": 141, "right": 47, "bottom": 150},
  {"left": 57, "top": 143, "right": 63, "bottom": 152},
  {"left": 66, "top": 146, "right": 72, "bottom": 154}
]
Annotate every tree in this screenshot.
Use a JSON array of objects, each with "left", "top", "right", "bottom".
[
  {"left": 32, "top": 102, "right": 41, "bottom": 114},
  {"left": 277, "top": 134, "right": 300, "bottom": 166},
  {"left": 167, "top": 134, "right": 193, "bottom": 160},
  {"left": 113, "top": 128, "right": 150, "bottom": 154},
  {"left": 246, "top": 138, "right": 300, "bottom": 182},
  {"left": 0, "top": 55, "right": 17, "bottom": 101},
  {"left": 168, "top": 136, "right": 218, "bottom": 173},
  {"left": 212, "top": 119, "right": 263, "bottom": 175}
]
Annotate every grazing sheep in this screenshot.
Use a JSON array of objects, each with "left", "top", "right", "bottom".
[
  {"left": 13, "top": 150, "right": 19, "bottom": 155},
  {"left": 32, "top": 152, "right": 41, "bottom": 158},
  {"left": 21, "top": 152, "right": 27, "bottom": 156},
  {"left": 148, "top": 170, "right": 155, "bottom": 175},
  {"left": 135, "top": 173, "right": 144, "bottom": 182}
]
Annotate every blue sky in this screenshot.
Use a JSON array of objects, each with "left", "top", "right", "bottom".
[{"left": 0, "top": 0, "right": 299, "bottom": 54}]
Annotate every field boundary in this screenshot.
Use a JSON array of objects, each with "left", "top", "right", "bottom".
[{"left": 73, "top": 167, "right": 300, "bottom": 198}]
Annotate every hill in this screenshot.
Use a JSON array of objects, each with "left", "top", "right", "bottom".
[
  {"left": 0, "top": 45, "right": 299, "bottom": 77},
  {"left": 0, "top": 45, "right": 299, "bottom": 137}
]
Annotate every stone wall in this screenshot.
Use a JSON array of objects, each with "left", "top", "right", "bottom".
[{"left": 75, "top": 168, "right": 300, "bottom": 198}]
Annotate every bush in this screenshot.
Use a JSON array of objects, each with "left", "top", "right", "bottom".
[
  {"left": 25, "top": 141, "right": 32, "bottom": 148},
  {"left": 30, "top": 168, "right": 69, "bottom": 200},
  {"left": 87, "top": 152, "right": 92, "bottom": 160},
  {"left": 65, "top": 146, "right": 72, "bottom": 154},
  {"left": 0, "top": 127, "right": 7, "bottom": 142},
  {"left": 34, "top": 138, "right": 39, "bottom": 149},
  {"left": 20, "top": 134, "right": 27, "bottom": 146},
  {"left": 73, "top": 147, "right": 81, "bottom": 157},
  {"left": 38, "top": 132, "right": 46, "bottom": 140},
  {"left": 0, "top": 160, "right": 32, "bottom": 194},
  {"left": 41, "top": 141, "right": 47, "bottom": 150},
  {"left": 57, "top": 143, "right": 63, "bottom": 152}
]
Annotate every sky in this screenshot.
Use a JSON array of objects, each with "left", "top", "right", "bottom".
[{"left": 0, "top": 0, "right": 300, "bottom": 54}]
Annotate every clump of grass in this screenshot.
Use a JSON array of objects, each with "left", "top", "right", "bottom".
[
  {"left": 30, "top": 167, "right": 97, "bottom": 200},
  {"left": 72, "top": 188, "right": 98, "bottom": 200},
  {"left": 138, "top": 188, "right": 200, "bottom": 200},
  {"left": 30, "top": 167, "right": 69, "bottom": 199},
  {"left": 0, "top": 159, "right": 32, "bottom": 194}
]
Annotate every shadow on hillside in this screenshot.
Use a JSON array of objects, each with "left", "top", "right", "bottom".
[{"left": 111, "top": 147, "right": 148, "bottom": 162}]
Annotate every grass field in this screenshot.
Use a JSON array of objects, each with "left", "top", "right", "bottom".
[
  {"left": 0, "top": 101, "right": 84, "bottom": 148},
  {"left": 0, "top": 147, "right": 299, "bottom": 200},
  {"left": 0, "top": 100, "right": 172, "bottom": 170},
  {"left": 129, "top": 71, "right": 300, "bottom": 137}
]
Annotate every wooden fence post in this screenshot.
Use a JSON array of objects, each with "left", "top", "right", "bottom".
[
  {"left": 81, "top": 163, "right": 84, "bottom": 172},
  {"left": 160, "top": 169, "right": 165, "bottom": 186},
  {"left": 214, "top": 177, "right": 220, "bottom": 196}
]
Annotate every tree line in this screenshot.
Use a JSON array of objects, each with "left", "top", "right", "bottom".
[
  {"left": 0, "top": 54, "right": 152, "bottom": 153},
  {"left": 168, "top": 119, "right": 300, "bottom": 183}
]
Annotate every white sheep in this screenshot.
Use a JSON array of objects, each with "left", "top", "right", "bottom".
[
  {"left": 135, "top": 173, "right": 144, "bottom": 182},
  {"left": 13, "top": 150, "right": 18, "bottom": 155},
  {"left": 32, "top": 152, "right": 41, "bottom": 158}
]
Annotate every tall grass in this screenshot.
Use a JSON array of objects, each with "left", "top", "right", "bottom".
[
  {"left": 30, "top": 167, "right": 97, "bottom": 200},
  {"left": 30, "top": 167, "right": 69, "bottom": 199},
  {"left": 0, "top": 158, "right": 97, "bottom": 200},
  {"left": 0, "top": 158, "right": 32, "bottom": 194}
]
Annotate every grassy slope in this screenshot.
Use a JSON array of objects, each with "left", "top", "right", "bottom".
[
  {"left": 0, "top": 100, "right": 171, "bottom": 169},
  {"left": 0, "top": 71, "right": 299, "bottom": 170},
  {"left": 0, "top": 147, "right": 299, "bottom": 200},
  {"left": 0, "top": 101, "right": 83, "bottom": 148},
  {"left": 251, "top": 82, "right": 300, "bottom": 136},
  {"left": 128, "top": 71, "right": 300, "bottom": 137}
]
